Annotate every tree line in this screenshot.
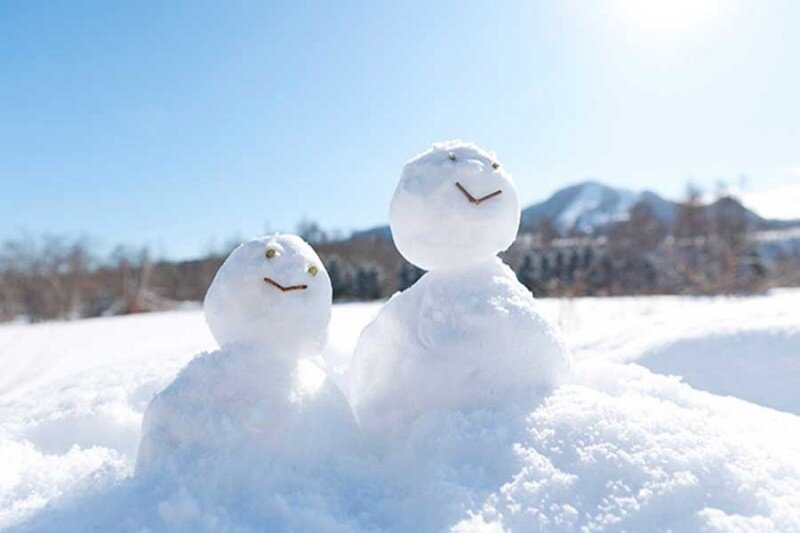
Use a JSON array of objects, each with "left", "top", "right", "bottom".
[
  {"left": 506, "top": 186, "right": 775, "bottom": 297},
  {"left": 0, "top": 232, "right": 424, "bottom": 323},
  {"left": 1, "top": 186, "right": 798, "bottom": 323}
]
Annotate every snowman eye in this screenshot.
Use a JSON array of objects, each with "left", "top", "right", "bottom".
[
  {"left": 492, "top": 161, "right": 499, "bottom": 169},
  {"left": 308, "top": 265, "right": 319, "bottom": 276},
  {"left": 266, "top": 248, "right": 276, "bottom": 259},
  {"left": 448, "top": 152, "right": 456, "bottom": 162}
]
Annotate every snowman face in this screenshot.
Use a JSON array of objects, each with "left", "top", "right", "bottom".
[
  {"left": 390, "top": 141, "right": 521, "bottom": 270},
  {"left": 204, "top": 234, "right": 332, "bottom": 356}
]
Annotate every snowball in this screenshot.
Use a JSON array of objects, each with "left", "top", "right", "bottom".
[
  {"left": 136, "top": 234, "right": 357, "bottom": 473},
  {"left": 349, "top": 258, "right": 572, "bottom": 443},
  {"left": 204, "top": 234, "right": 332, "bottom": 357},
  {"left": 389, "top": 140, "right": 521, "bottom": 270}
]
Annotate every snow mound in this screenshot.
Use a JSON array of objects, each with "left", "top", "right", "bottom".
[
  {"left": 0, "top": 438, "right": 128, "bottom": 530},
  {"left": 457, "top": 361, "right": 800, "bottom": 532},
  {"left": 19, "top": 361, "right": 800, "bottom": 532},
  {"left": 136, "top": 351, "right": 358, "bottom": 473},
  {"left": 639, "top": 325, "right": 800, "bottom": 414},
  {"left": 350, "top": 258, "right": 572, "bottom": 443},
  {"left": 4, "top": 292, "right": 800, "bottom": 531}
]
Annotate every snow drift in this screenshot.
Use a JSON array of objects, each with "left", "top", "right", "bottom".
[{"left": 2, "top": 292, "right": 800, "bottom": 531}]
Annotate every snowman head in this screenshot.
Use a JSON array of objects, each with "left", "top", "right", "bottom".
[
  {"left": 204, "top": 234, "right": 332, "bottom": 357},
  {"left": 390, "top": 140, "right": 520, "bottom": 270}
]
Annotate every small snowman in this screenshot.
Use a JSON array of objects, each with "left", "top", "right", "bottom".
[
  {"left": 136, "top": 234, "right": 357, "bottom": 473},
  {"left": 349, "top": 140, "right": 572, "bottom": 442}
]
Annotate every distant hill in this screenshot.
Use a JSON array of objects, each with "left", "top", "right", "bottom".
[
  {"left": 351, "top": 225, "right": 392, "bottom": 241},
  {"left": 519, "top": 181, "right": 677, "bottom": 234}
]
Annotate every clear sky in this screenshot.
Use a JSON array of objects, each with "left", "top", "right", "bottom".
[{"left": 1, "top": 0, "right": 798, "bottom": 259}]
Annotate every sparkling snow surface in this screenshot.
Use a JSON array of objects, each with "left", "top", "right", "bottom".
[{"left": 2, "top": 291, "right": 800, "bottom": 531}]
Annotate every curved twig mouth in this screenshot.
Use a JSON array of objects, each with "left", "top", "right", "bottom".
[
  {"left": 263, "top": 277, "right": 308, "bottom": 292},
  {"left": 455, "top": 181, "right": 503, "bottom": 205}
]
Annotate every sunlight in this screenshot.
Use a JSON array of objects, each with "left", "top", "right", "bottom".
[
  {"left": 614, "top": 0, "right": 720, "bottom": 31},
  {"left": 614, "top": 0, "right": 722, "bottom": 36},
  {"left": 605, "top": 0, "right": 733, "bottom": 55}
]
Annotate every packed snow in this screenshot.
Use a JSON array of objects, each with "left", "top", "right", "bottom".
[
  {"left": 203, "top": 234, "right": 333, "bottom": 357},
  {"left": 2, "top": 292, "right": 800, "bottom": 530},
  {"left": 349, "top": 258, "right": 571, "bottom": 445},
  {"left": 354, "top": 141, "right": 569, "bottom": 452},
  {"left": 389, "top": 141, "right": 520, "bottom": 271},
  {"left": 137, "top": 235, "right": 357, "bottom": 475}
]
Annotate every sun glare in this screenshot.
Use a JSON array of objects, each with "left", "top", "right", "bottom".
[{"left": 614, "top": 0, "right": 721, "bottom": 32}]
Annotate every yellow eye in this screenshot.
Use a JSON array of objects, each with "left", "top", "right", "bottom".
[
  {"left": 266, "top": 248, "right": 276, "bottom": 259},
  {"left": 308, "top": 265, "right": 318, "bottom": 276}
]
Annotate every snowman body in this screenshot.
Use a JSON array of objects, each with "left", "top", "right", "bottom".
[
  {"left": 349, "top": 141, "right": 572, "bottom": 440},
  {"left": 136, "top": 234, "right": 357, "bottom": 473}
]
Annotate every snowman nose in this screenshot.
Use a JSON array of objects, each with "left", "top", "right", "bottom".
[{"left": 455, "top": 181, "right": 503, "bottom": 205}]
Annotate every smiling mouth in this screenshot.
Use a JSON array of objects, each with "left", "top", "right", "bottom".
[
  {"left": 455, "top": 181, "right": 503, "bottom": 205},
  {"left": 263, "top": 277, "right": 308, "bottom": 292}
]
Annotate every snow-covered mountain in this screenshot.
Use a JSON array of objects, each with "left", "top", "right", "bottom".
[{"left": 519, "top": 181, "right": 677, "bottom": 234}]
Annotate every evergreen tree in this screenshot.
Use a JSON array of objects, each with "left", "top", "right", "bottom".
[
  {"left": 355, "top": 266, "right": 381, "bottom": 300},
  {"left": 582, "top": 246, "right": 594, "bottom": 270},
  {"left": 540, "top": 255, "right": 552, "bottom": 279},
  {"left": 566, "top": 250, "right": 579, "bottom": 283},
  {"left": 516, "top": 254, "right": 536, "bottom": 291},
  {"left": 397, "top": 262, "right": 424, "bottom": 291},
  {"left": 325, "top": 257, "right": 351, "bottom": 300},
  {"left": 554, "top": 250, "right": 566, "bottom": 281}
]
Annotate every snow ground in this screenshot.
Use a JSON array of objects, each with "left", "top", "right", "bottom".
[{"left": 1, "top": 291, "right": 799, "bottom": 530}]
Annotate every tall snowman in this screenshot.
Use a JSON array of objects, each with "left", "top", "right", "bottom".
[
  {"left": 349, "top": 140, "right": 572, "bottom": 444},
  {"left": 137, "top": 234, "right": 358, "bottom": 473}
]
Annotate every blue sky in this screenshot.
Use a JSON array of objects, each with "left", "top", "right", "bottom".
[{"left": 1, "top": 0, "right": 798, "bottom": 259}]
